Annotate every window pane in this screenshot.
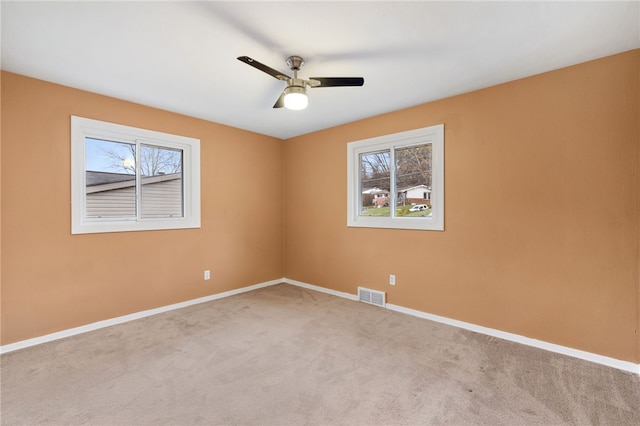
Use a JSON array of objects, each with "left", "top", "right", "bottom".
[
  {"left": 395, "top": 144, "right": 432, "bottom": 218},
  {"left": 347, "top": 124, "right": 443, "bottom": 231},
  {"left": 72, "top": 116, "right": 200, "bottom": 234},
  {"left": 85, "top": 138, "right": 136, "bottom": 219},
  {"left": 140, "top": 144, "right": 183, "bottom": 218},
  {"left": 360, "top": 150, "right": 390, "bottom": 217}
]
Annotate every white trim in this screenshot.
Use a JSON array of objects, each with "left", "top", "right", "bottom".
[
  {"left": 3, "top": 277, "right": 638, "bottom": 375},
  {"left": 0, "top": 278, "right": 282, "bottom": 355},
  {"left": 283, "top": 278, "right": 359, "bottom": 301},
  {"left": 385, "top": 304, "right": 639, "bottom": 375},
  {"left": 283, "top": 279, "right": 639, "bottom": 375}
]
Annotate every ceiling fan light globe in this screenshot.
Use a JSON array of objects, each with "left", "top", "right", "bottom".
[
  {"left": 284, "top": 93, "right": 308, "bottom": 110},
  {"left": 283, "top": 86, "right": 308, "bottom": 110}
]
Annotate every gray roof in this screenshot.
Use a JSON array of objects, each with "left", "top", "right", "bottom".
[{"left": 86, "top": 171, "right": 135, "bottom": 187}]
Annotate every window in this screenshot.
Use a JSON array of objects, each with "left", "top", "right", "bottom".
[
  {"left": 347, "top": 124, "right": 444, "bottom": 231},
  {"left": 71, "top": 116, "right": 200, "bottom": 234}
]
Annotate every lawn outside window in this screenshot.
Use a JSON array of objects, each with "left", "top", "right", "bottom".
[
  {"left": 71, "top": 116, "right": 200, "bottom": 234},
  {"left": 347, "top": 124, "right": 444, "bottom": 231}
]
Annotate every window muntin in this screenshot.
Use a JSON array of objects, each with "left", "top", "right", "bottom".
[
  {"left": 72, "top": 116, "right": 200, "bottom": 234},
  {"left": 347, "top": 124, "right": 444, "bottom": 231}
]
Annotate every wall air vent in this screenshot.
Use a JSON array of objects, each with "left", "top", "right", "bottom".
[{"left": 357, "top": 287, "right": 386, "bottom": 307}]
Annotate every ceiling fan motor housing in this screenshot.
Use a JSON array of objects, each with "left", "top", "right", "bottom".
[
  {"left": 284, "top": 84, "right": 306, "bottom": 97},
  {"left": 288, "top": 78, "right": 307, "bottom": 90}
]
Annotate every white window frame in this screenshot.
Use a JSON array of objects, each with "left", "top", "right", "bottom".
[
  {"left": 347, "top": 124, "right": 444, "bottom": 231},
  {"left": 71, "top": 116, "right": 200, "bottom": 234}
]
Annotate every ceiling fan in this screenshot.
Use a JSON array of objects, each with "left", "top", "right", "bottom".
[{"left": 237, "top": 55, "right": 364, "bottom": 110}]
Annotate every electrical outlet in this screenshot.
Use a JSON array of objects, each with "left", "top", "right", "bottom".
[
  {"left": 389, "top": 274, "right": 396, "bottom": 286},
  {"left": 204, "top": 270, "right": 211, "bottom": 280}
]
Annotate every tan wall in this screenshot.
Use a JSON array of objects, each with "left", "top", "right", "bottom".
[
  {"left": 1, "top": 72, "right": 284, "bottom": 344},
  {"left": 284, "top": 50, "right": 640, "bottom": 363},
  {"left": 637, "top": 54, "right": 640, "bottom": 363},
  {"left": 0, "top": 71, "right": 3, "bottom": 337},
  {"left": 2, "top": 50, "right": 639, "bottom": 364}
]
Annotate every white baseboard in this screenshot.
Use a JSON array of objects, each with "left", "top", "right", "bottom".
[
  {"left": 385, "top": 304, "right": 640, "bottom": 375},
  {"left": 283, "top": 279, "right": 640, "bottom": 375},
  {"left": 283, "top": 278, "right": 359, "bottom": 301},
  {"left": 3, "top": 277, "right": 639, "bottom": 375},
  {"left": 0, "top": 278, "right": 283, "bottom": 355}
]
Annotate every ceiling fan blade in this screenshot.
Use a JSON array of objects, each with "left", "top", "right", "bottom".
[
  {"left": 309, "top": 77, "right": 364, "bottom": 87},
  {"left": 237, "top": 56, "right": 290, "bottom": 81},
  {"left": 273, "top": 92, "right": 285, "bottom": 108}
]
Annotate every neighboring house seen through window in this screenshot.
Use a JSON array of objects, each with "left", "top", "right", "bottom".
[
  {"left": 347, "top": 124, "right": 444, "bottom": 231},
  {"left": 71, "top": 116, "right": 200, "bottom": 234}
]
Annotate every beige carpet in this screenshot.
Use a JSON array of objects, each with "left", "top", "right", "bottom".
[{"left": 1, "top": 283, "right": 639, "bottom": 425}]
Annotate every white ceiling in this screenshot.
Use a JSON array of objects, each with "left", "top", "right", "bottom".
[{"left": 2, "top": 1, "right": 639, "bottom": 139}]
